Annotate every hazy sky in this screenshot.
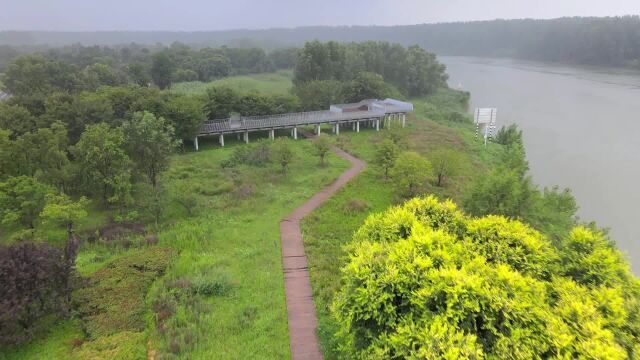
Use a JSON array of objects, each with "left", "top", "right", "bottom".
[{"left": 1, "top": 0, "right": 639, "bottom": 31}]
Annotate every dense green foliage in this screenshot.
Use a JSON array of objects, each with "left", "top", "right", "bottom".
[
  {"left": 334, "top": 196, "right": 640, "bottom": 359},
  {"left": 294, "top": 41, "right": 448, "bottom": 97}
]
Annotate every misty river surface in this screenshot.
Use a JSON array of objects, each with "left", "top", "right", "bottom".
[{"left": 440, "top": 56, "right": 640, "bottom": 273}]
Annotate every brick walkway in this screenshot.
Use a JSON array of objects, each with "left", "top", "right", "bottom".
[{"left": 280, "top": 136, "right": 366, "bottom": 360}]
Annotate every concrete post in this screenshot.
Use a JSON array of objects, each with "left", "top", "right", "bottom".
[
  {"left": 219, "top": 134, "right": 224, "bottom": 147},
  {"left": 194, "top": 136, "right": 199, "bottom": 151},
  {"left": 269, "top": 129, "right": 275, "bottom": 140},
  {"left": 376, "top": 119, "right": 380, "bottom": 131},
  {"left": 402, "top": 113, "right": 406, "bottom": 128},
  {"left": 356, "top": 121, "right": 360, "bottom": 133},
  {"left": 244, "top": 131, "right": 249, "bottom": 143},
  {"left": 336, "top": 123, "right": 340, "bottom": 135},
  {"left": 237, "top": 133, "right": 241, "bottom": 140},
  {"left": 316, "top": 125, "right": 321, "bottom": 136},
  {"left": 352, "top": 122, "right": 356, "bottom": 131},
  {"left": 293, "top": 127, "right": 298, "bottom": 140}
]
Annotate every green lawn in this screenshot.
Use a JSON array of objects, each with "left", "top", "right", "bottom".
[{"left": 170, "top": 70, "right": 294, "bottom": 96}]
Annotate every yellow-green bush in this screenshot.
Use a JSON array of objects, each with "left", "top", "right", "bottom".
[{"left": 334, "top": 196, "right": 639, "bottom": 359}]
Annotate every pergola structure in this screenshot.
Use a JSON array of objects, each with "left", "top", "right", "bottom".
[{"left": 194, "top": 98, "right": 414, "bottom": 150}]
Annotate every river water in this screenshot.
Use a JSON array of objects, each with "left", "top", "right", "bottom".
[{"left": 440, "top": 56, "right": 640, "bottom": 273}]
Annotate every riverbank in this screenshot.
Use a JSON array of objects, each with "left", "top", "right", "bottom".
[{"left": 442, "top": 55, "right": 640, "bottom": 273}]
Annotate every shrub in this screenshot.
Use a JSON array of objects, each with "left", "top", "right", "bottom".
[
  {"left": 0, "top": 239, "right": 79, "bottom": 346},
  {"left": 73, "top": 247, "right": 173, "bottom": 338},
  {"left": 222, "top": 140, "right": 273, "bottom": 168},
  {"left": 390, "top": 152, "right": 432, "bottom": 197},
  {"left": 333, "top": 196, "right": 639, "bottom": 359},
  {"left": 313, "top": 136, "right": 333, "bottom": 166}
]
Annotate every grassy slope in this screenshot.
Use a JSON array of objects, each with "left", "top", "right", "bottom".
[
  {"left": 170, "top": 70, "right": 294, "bottom": 95},
  {"left": 301, "top": 91, "right": 503, "bottom": 358}
]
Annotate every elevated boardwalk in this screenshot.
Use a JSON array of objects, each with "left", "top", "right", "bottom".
[{"left": 194, "top": 98, "right": 413, "bottom": 149}]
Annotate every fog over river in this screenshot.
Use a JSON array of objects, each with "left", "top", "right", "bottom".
[{"left": 441, "top": 56, "right": 640, "bottom": 273}]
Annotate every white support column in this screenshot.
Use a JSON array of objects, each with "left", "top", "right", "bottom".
[
  {"left": 194, "top": 136, "right": 199, "bottom": 151},
  {"left": 293, "top": 127, "right": 298, "bottom": 140},
  {"left": 237, "top": 133, "right": 241, "bottom": 140},
  {"left": 402, "top": 113, "right": 406, "bottom": 128},
  {"left": 316, "top": 125, "right": 321, "bottom": 136},
  {"left": 388, "top": 115, "right": 392, "bottom": 129},
  {"left": 356, "top": 121, "right": 360, "bottom": 133},
  {"left": 332, "top": 124, "right": 336, "bottom": 133},
  {"left": 269, "top": 129, "right": 275, "bottom": 140},
  {"left": 244, "top": 131, "right": 249, "bottom": 144},
  {"left": 352, "top": 122, "right": 356, "bottom": 131},
  {"left": 376, "top": 119, "right": 380, "bottom": 131},
  {"left": 219, "top": 134, "right": 225, "bottom": 147},
  {"left": 336, "top": 123, "right": 340, "bottom": 135}
]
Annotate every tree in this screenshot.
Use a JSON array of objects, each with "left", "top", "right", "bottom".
[
  {"left": 390, "top": 152, "right": 432, "bottom": 197},
  {"left": 405, "top": 45, "right": 448, "bottom": 96},
  {"left": 495, "top": 124, "right": 523, "bottom": 146},
  {"left": 334, "top": 196, "right": 639, "bottom": 359},
  {"left": 163, "top": 95, "right": 206, "bottom": 143},
  {"left": 293, "top": 80, "right": 346, "bottom": 111},
  {"left": 2, "top": 54, "right": 79, "bottom": 96},
  {"left": 373, "top": 139, "right": 399, "bottom": 180},
  {"left": 293, "top": 41, "right": 347, "bottom": 84},
  {"left": 274, "top": 139, "right": 294, "bottom": 174},
  {"left": 429, "top": 148, "right": 467, "bottom": 187},
  {"left": 312, "top": 135, "right": 333, "bottom": 166},
  {"left": 0, "top": 103, "right": 37, "bottom": 137},
  {"left": 151, "top": 52, "right": 175, "bottom": 90},
  {"left": 0, "top": 176, "right": 54, "bottom": 228},
  {"left": 464, "top": 167, "right": 536, "bottom": 219},
  {"left": 80, "top": 63, "right": 122, "bottom": 91},
  {"left": 204, "top": 86, "right": 240, "bottom": 119},
  {"left": 40, "top": 193, "right": 89, "bottom": 239},
  {"left": 73, "top": 123, "right": 131, "bottom": 205},
  {"left": 122, "top": 111, "right": 178, "bottom": 187},
  {"left": 340, "top": 71, "right": 398, "bottom": 103},
  {"left": 127, "top": 62, "right": 151, "bottom": 87}
]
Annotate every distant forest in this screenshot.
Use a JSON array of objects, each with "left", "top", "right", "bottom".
[{"left": 1, "top": 16, "right": 640, "bottom": 68}]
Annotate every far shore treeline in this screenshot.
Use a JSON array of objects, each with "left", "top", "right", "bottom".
[{"left": 2, "top": 16, "right": 640, "bottom": 68}]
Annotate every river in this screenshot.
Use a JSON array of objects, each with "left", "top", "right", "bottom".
[{"left": 440, "top": 56, "right": 640, "bottom": 273}]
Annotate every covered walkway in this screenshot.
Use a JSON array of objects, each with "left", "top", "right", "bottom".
[{"left": 194, "top": 98, "right": 413, "bottom": 149}]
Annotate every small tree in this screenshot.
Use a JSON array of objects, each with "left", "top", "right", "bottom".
[
  {"left": 0, "top": 176, "right": 54, "bottom": 229},
  {"left": 390, "top": 152, "right": 432, "bottom": 197},
  {"left": 374, "top": 139, "right": 399, "bottom": 180},
  {"left": 40, "top": 193, "right": 89, "bottom": 239},
  {"left": 123, "top": 111, "right": 179, "bottom": 188},
  {"left": 73, "top": 123, "right": 131, "bottom": 205},
  {"left": 429, "top": 148, "right": 467, "bottom": 187},
  {"left": 495, "top": 124, "right": 523, "bottom": 146},
  {"left": 274, "top": 139, "right": 294, "bottom": 174},
  {"left": 313, "top": 135, "right": 333, "bottom": 166}
]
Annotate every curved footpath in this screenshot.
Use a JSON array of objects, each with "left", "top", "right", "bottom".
[{"left": 280, "top": 135, "right": 366, "bottom": 360}]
